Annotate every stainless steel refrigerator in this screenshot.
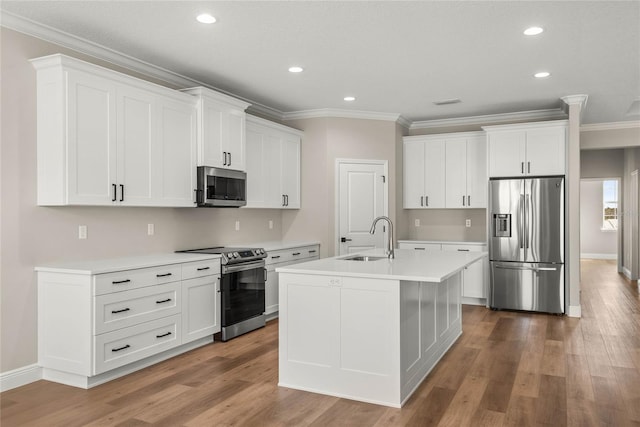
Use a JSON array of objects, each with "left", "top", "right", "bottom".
[{"left": 489, "top": 177, "right": 565, "bottom": 314}]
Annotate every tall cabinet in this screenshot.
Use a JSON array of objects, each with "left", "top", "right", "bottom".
[
  {"left": 31, "top": 54, "right": 197, "bottom": 207},
  {"left": 245, "top": 115, "right": 302, "bottom": 209}
]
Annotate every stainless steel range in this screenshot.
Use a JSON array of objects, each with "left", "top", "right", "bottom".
[{"left": 178, "top": 246, "right": 267, "bottom": 341}]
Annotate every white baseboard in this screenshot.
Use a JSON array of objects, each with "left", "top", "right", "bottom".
[
  {"left": 0, "top": 364, "right": 42, "bottom": 392},
  {"left": 580, "top": 253, "right": 617, "bottom": 260},
  {"left": 622, "top": 267, "right": 633, "bottom": 280},
  {"left": 567, "top": 305, "right": 582, "bottom": 318}
]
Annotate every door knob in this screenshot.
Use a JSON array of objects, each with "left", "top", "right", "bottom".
[{"left": 340, "top": 237, "right": 352, "bottom": 243}]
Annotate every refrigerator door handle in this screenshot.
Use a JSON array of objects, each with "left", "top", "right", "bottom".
[
  {"left": 525, "top": 194, "right": 530, "bottom": 251},
  {"left": 519, "top": 194, "right": 525, "bottom": 249},
  {"left": 495, "top": 265, "right": 558, "bottom": 272}
]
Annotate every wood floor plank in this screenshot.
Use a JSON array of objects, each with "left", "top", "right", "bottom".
[{"left": 2, "top": 259, "right": 639, "bottom": 426}]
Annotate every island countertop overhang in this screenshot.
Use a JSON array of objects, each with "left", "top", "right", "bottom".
[{"left": 275, "top": 248, "right": 486, "bottom": 282}]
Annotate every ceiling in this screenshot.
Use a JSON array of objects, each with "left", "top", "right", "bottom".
[{"left": 2, "top": 1, "right": 639, "bottom": 126}]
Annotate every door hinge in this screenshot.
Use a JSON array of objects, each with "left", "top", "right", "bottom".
[{"left": 382, "top": 175, "right": 386, "bottom": 183}]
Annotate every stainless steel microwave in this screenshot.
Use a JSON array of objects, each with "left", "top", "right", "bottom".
[{"left": 196, "top": 166, "right": 247, "bottom": 207}]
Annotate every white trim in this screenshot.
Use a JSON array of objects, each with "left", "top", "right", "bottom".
[
  {"left": 622, "top": 267, "right": 633, "bottom": 281},
  {"left": 580, "top": 253, "right": 617, "bottom": 260},
  {"left": 334, "top": 159, "right": 389, "bottom": 256},
  {"left": 581, "top": 121, "right": 640, "bottom": 131},
  {"left": 403, "top": 131, "right": 485, "bottom": 142},
  {"left": 0, "top": 364, "right": 42, "bottom": 392},
  {"left": 283, "top": 108, "right": 402, "bottom": 123},
  {"left": 246, "top": 114, "right": 303, "bottom": 136},
  {"left": 567, "top": 305, "right": 582, "bottom": 318},
  {"left": 482, "top": 119, "right": 568, "bottom": 132},
  {"left": 561, "top": 94, "right": 589, "bottom": 110},
  {"left": 411, "top": 109, "right": 567, "bottom": 130}
]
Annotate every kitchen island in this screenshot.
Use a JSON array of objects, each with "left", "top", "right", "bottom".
[{"left": 276, "top": 248, "right": 486, "bottom": 408}]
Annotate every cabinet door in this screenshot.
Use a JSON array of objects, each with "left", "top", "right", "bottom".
[
  {"left": 200, "top": 99, "right": 225, "bottom": 167},
  {"left": 526, "top": 127, "right": 566, "bottom": 176},
  {"left": 224, "top": 109, "right": 246, "bottom": 171},
  {"left": 445, "top": 139, "right": 467, "bottom": 208},
  {"left": 246, "top": 126, "right": 282, "bottom": 208},
  {"left": 424, "top": 140, "right": 446, "bottom": 208},
  {"left": 403, "top": 140, "right": 426, "bottom": 208},
  {"left": 182, "top": 275, "right": 220, "bottom": 343},
  {"left": 488, "top": 131, "right": 526, "bottom": 178},
  {"left": 265, "top": 268, "right": 279, "bottom": 315},
  {"left": 281, "top": 134, "right": 301, "bottom": 209},
  {"left": 462, "top": 259, "right": 485, "bottom": 298},
  {"left": 466, "top": 136, "right": 487, "bottom": 208},
  {"left": 155, "top": 98, "right": 197, "bottom": 206},
  {"left": 66, "top": 70, "right": 117, "bottom": 205},
  {"left": 117, "top": 85, "right": 154, "bottom": 206}
]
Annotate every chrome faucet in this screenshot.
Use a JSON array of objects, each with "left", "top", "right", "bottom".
[{"left": 369, "top": 216, "right": 395, "bottom": 259}]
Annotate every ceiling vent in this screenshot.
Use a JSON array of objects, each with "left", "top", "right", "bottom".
[{"left": 433, "top": 98, "right": 462, "bottom": 106}]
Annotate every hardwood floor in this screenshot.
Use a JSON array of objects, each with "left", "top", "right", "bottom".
[{"left": 2, "top": 259, "right": 639, "bottom": 426}]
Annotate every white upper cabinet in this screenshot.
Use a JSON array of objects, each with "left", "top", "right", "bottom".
[
  {"left": 31, "top": 54, "right": 197, "bottom": 207},
  {"left": 245, "top": 115, "right": 302, "bottom": 209},
  {"left": 404, "top": 132, "right": 485, "bottom": 209},
  {"left": 403, "top": 137, "right": 446, "bottom": 208},
  {"left": 484, "top": 120, "right": 567, "bottom": 177},
  {"left": 182, "top": 87, "right": 251, "bottom": 171},
  {"left": 444, "top": 133, "right": 487, "bottom": 208}
]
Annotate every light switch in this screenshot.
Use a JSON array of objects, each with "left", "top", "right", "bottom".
[
  {"left": 147, "top": 223, "right": 154, "bottom": 235},
  {"left": 269, "top": 220, "right": 273, "bottom": 230},
  {"left": 235, "top": 220, "right": 240, "bottom": 231},
  {"left": 414, "top": 219, "right": 420, "bottom": 227},
  {"left": 465, "top": 219, "right": 471, "bottom": 227}
]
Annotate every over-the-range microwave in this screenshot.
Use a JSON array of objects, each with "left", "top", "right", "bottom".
[{"left": 196, "top": 166, "right": 247, "bottom": 207}]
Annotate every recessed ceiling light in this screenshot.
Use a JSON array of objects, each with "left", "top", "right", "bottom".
[
  {"left": 524, "top": 26, "right": 544, "bottom": 36},
  {"left": 344, "top": 96, "right": 356, "bottom": 102},
  {"left": 534, "top": 71, "right": 551, "bottom": 78},
  {"left": 288, "top": 66, "right": 304, "bottom": 73},
  {"left": 196, "top": 13, "right": 216, "bottom": 24}
]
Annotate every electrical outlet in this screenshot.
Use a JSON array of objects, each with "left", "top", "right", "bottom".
[
  {"left": 78, "top": 225, "right": 87, "bottom": 239},
  {"left": 414, "top": 219, "right": 420, "bottom": 227},
  {"left": 235, "top": 220, "right": 240, "bottom": 231},
  {"left": 465, "top": 219, "right": 471, "bottom": 227},
  {"left": 269, "top": 220, "right": 273, "bottom": 230},
  {"left": 147, "top": 223, "right": 154, "bottom": 236}
]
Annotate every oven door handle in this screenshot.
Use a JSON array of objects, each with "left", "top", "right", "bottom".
[
  {"left": 222, "top": 260, "right": 266, "bottom": 274},
  {"left": 264, "top": 268, "right": 267, "bottom": 281}
]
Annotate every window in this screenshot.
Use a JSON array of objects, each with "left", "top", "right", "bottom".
[{"left": 602, "top": 180, "right": 618, "bottom": 231}]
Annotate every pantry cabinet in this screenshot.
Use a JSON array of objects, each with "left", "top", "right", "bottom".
[
  {"left": 31, "top": 54, "right": 197, "bottom": 207},
  {"left": 245, "top": 115, "right": 302, "bottom": 209},
  {"left": 484, "top": 120, "right": 567, "bottom": 177},
  {"left": 36, "top": 254, "right": 221, "bottom": 388},
  {"left": 182, "top": 87, "right": 251, "bottom": 171}
]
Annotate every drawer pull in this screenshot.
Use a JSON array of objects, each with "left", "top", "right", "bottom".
[
  {"left": 112, "top": 279, "right": 131, "bottom": 285},
  {"left": 292, "top": 252, "right": 301, "bottom": 256},
  {"left": 271, "top": 256, "right": 281, "bottom": 259},
  {"left": 112, "top": 344, "right": 130, "bottom": 352},
  {"left": 309, "top": 250, "right": 317, "bottom": 254},
  {"left": 196, "top": 267, "right": 210, "bottom": 271},
  {"left": 111, "top": 308, "right": 131, "bottom": 314},
  {"left": 415, "top": 247, "right": 426, "bottom": 250},
  {"left": 457, "top": 249, "right": 470, "bottom": 252},
  {"left": 156, "top": 273, "right": 173, "bottom": 278},
  {"left": 156, "top": 298, "right": 172, "bottom": 304},
  {"left": 156, "top": 332, "right": 172, "bottom": 338}
]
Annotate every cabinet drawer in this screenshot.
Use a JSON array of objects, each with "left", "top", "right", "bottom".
[
  {"left": 441, "top": 244, "right": 486, "bottom": 252},
  {"left": 399, "top": 243, "right": 442, "bottom": 251},
  {"left": 95, "top": 264, "right": 182, "bottom": 296},
  {"left": 94, "top": 314, "right": 181, "bottom": 374},
  {"left": 94, "top": 282, "right": 181, "bottom": 335},
  {"left": 266, "top": 250, "right": 291, "bottom": 265},
  {"left": 182, "top": 259, "right": 221, "bottom": 280},
  {"left": 266, "top": 246, "right": 320, "bottom": 266}
]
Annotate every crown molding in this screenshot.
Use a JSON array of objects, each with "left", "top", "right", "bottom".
[
  {"left": 410, "top": 108, "right": 567, "bottom": 130},
  {"left": 580, "top": 121, "right": 640, "bottom": 131},
  {"left": 1, "top": 10, "right": 287, "bottom": 123},
  {"left": 283, "top": 108, "right": 403, "bottom": 123},
  {"left": 561, "top": 94, "right": 589, "bottom": 109}
]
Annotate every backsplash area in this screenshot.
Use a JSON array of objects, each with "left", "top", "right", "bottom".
[{"left": 406, "top": 209, "right": 487, "bottom": 242}]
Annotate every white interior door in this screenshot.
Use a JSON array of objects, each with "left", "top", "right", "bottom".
[{"left": 337, "top": 160, "right": 387, "bottom": 255}]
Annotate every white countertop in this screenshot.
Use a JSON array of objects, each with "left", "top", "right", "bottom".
[
  {"left": 35, "top": 253, "right": 221, "bottom": 275},
  {"left": 398, "top": 240, "right": 487, "bottom": 246},
  {"left": 249, "top": 241, "right": 320, "bottom": 251},
  {"left": 276, "top": 248, "right": 486, "bottom": 282}
]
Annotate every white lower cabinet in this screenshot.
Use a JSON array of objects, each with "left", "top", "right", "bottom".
[
  {"left": 37, "top": 255, "right": 221, "bottom": 388},
  {"left": 264, "top": 244, "right": 320, "bottom": 317},
  {"left": 398, "top": 241, "right": 487, "bottom": 304}
]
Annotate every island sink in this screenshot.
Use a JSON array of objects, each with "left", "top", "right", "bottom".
[{"left": 340, "top": 255, "right": 388, "bottom": 262}]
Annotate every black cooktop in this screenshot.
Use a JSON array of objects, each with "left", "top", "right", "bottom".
[{"left": 177, "top": 246, "right": 266, "bottom": 265}]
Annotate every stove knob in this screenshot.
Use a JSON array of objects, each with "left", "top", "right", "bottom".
[
  {"left": 226, "top": 252, "right": 234, "bottom": 259},
  {"left": 233, "top": 252, "right": 240, "bottom": 258}
]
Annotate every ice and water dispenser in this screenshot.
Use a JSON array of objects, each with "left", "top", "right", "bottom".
[{"left": 493, "top": 214, "right": 511, "bottom": 237}]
